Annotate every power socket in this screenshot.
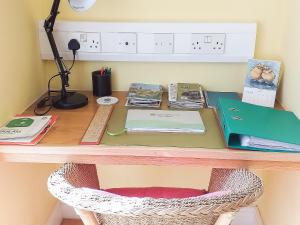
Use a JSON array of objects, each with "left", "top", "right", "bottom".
[
  {"left": 207, "top": 34, "right": 226, "bottom": 54},
  {"left": 190, "top": 33, "right": 225, "bottom": 54},
  {"left": 66, "top": 32, "right": 101, "bottom": 53}
]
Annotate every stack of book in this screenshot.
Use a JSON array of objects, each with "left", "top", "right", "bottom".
[
  {"left": 0, "top": 115, "right": 57, "bottom": 145},
  {"left": 126, "top": 83, "right": 163, "bottom": 108},
  {"left": 168, "top": 83, "right": 206, "bottom": 109}
]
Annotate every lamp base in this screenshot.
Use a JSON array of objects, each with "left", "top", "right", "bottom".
[{"left": 52, "top": 92, "right": 88, "bottom": 109}]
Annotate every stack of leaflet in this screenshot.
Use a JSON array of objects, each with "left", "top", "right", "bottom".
[
  {"left": 217, "top": 98, "right": 300, "bottom": 152},
  {"left": 0, "top": 115, "right": 57, "bottom": 145},
  {"left": 168, "top": 83, "right": 206, "bottom": 109},
  {"left": 125, "top": 109, "right": 205, "bottom": 133},
  {"left": 126, "top": 83, "right": 163, "bottom": 108}
]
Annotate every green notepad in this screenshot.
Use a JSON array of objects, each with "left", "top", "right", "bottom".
[{"left": 102, "top": 107, "right": 225, "bottom": 149}]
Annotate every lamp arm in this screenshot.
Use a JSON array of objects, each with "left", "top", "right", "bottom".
[{"left": 44, "top": 0, "right": 69, "bottom": 98}]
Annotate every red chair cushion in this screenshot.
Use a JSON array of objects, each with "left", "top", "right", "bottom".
[{"left": 105, "top": 187, "right": 207, "bottom": 199}]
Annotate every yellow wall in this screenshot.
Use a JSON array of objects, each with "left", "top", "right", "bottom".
[
  {"left": 0, "top": 0, "right": 57, "bottom": 224},
  {"left": 43, "top": 0, "right": 288, "bottom": 197},
  {"left": 0, "top": 163, "right": 58, "bottom": 225},
  {"left": 44, "top": 0, "right": 295, "bottom": 213},
  {"left": 258, "top": 1, "right": 300, "bottom": 225},
  {"left": 98, "top": 165, "right": 211, "bottom": 189},
  {"left": 1, "top": 0, "right": 299, "bottom": 224},
  {"left": 44, "top": 0, "right": 286, "bottom": 191},
  {"left": 45, "top": 0, "right": 286, "bottom": 92}
]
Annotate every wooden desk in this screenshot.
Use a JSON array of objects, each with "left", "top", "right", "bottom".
[{"left": 1, "top": 91, "right": 300, "bottom": 170}]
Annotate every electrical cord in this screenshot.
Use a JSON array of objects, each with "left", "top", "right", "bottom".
[
  {"left": 34, "top": 53, "right": 76, "bottom": 116},
  {"left": 68, "top": 54, "right": 76, "bottom": 71}
]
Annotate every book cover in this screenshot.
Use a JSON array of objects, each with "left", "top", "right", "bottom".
[
  {"left": 0, "top": 116, "right": 51, "bottom": 139},
  {"left": 0, "top": 115, "right": 57, "bottom": 145}
]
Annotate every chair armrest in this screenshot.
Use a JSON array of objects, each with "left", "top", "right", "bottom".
[
  {"left": 61, "top": 163, "right": 100, "bottom": 189},
  {"left": 208, "top": 168, "right": 263, "bottom": 194}
]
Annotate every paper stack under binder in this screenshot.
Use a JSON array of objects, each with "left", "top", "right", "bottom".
[{"left": 216, "top": 98, "right": 300, "bottom": 152}]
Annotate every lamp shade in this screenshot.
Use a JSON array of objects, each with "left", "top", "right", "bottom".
[{"left": 68, "top": 0, "right": 96, "bottom": 12}]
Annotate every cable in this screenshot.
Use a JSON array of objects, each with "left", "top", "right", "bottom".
[
  {"left": 68, "top": 54, "right": 76, "bottom": 71},
  {"left": 34, "top": 73, "right": 59, "bottom": 116},
  {"left": 34, "top": 53, "right": 77, "bottom": 116}
]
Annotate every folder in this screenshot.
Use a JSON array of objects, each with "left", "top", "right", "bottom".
[
  {"left": 217, "top": 98, "right": 300, "bottom": 152},
  {"left": 204, "top": 91, "right": 240, "bottom": 109}
]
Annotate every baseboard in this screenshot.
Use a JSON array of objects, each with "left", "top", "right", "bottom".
[
  {"left": 231, "top": 206, "right": 264, "bottom": 225},
  {"left": 45, "top": 202, "right": 63, "bottom": 225},
  {"left": 254, "top": 207, "right": 264, "bottom": 225},
  {"left": 60, "top": 203, "right": 80, "bottom": 219},
  {"left": 50, "top": 203, "right": 264, "bottom": 225}
]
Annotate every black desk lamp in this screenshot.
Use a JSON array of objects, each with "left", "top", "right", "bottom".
[{"left": 44, "top": 0, "right": 96, "bottom": 109}]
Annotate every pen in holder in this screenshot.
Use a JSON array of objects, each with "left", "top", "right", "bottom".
[{"left": 92, "top": 68, "right": 112, "bottom": 97}]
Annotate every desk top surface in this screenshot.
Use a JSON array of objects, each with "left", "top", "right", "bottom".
[{"left": 1, "top": 91, "right": 300, "bottom": 170}]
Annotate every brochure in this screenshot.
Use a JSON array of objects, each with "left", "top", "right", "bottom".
[{"left": 0, "top": 115, "right": 57, "bottom": 145}]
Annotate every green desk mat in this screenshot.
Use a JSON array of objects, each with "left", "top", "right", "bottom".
[{"left": 102, "top": 107, "right": 225, "bottom": 149}]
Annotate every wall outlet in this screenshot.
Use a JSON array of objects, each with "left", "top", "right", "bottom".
[
  {"left": 190, "top": 33, "right": 225, "bottom": 54},
  {"left": 102, "top": 32, "right": 137, "bottom": 54},
  {"left": 66, "top": 32, "right": 101, "bottom": 53}
]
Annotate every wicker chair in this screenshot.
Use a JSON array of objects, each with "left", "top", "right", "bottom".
[{"left": 48, "top": 163, "right": 263, "bottom": 225}]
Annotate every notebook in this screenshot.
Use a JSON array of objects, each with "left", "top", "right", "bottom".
[{"left": 125, "top": 109, "right": 205, "bottom": 133}]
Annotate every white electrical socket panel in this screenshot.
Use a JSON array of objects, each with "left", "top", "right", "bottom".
[
  {"left": 190, "top": 33, "right": 225, "bottom": 54},
  {"left": 138, "top": 33, "right": 174, "bottom": 54},
  {"left": 38, "top": 21, "right": 257, "bottom": 62},
  {"left": 174, "top": 33, "right": 226, "bottom": 54},
  {"left": 66, "top": 32, "right": 101, "bottom": 53},
  {"left": 101, "top": 32, "right": 137, "bottom": 54}
]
